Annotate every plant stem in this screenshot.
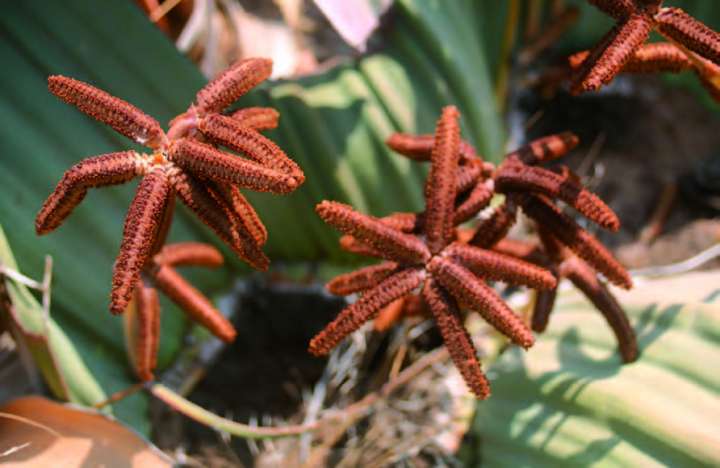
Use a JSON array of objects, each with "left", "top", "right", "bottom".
[
  {"left": 150, "top": 383, "right": 320, "bottom": 438},
  {"left": 149, "top": 345, "right": 452, "bottom": 440}
]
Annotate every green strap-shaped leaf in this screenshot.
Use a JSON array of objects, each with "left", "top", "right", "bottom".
[
  {"left": 0, "top": 224, "right": 106, "bottom": 407},
  {"left": 464, "top": 272, "right": 720, "bottom": 467}
]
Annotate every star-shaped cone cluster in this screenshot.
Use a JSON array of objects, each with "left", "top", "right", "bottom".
[
  {"left": 36, "top": 58, "right": 304, "bottom": 316},
  {"left": 125, "top": 242, "right": 235, "bottom": 381},
  {"left": 388, "top": 126, "right": 636, "bottom": 360},
  {"left": 314, "top": 107, "right": 561, "bottom": 399},
  {"left": 570, "top": 0, "right": 720, "bottom": 94},
  {"left": 314, "top": 107, "right": 636, "bottom": 398},
  {"left": 569, "top": 42, "right": 720, "bottom": 101}
]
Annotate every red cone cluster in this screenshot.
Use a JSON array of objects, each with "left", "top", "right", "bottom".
[
  {"left": 315, "top": 107, "right": 636, "bottom": 398},
  {"left": 38, "top": 59, "right": 304, "bottom": 379}
]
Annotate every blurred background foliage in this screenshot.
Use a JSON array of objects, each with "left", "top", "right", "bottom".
[{"left": 0, "top": 0, "right": 718, "bottom": 458}]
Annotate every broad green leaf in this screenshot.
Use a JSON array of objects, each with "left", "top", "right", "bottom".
[{"left": 464, "top": 272, "right": 720, "bottom": 467}]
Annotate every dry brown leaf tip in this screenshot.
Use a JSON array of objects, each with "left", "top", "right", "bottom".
[{"left": 0, "top": 396, "right": 173, "bottom": 466}]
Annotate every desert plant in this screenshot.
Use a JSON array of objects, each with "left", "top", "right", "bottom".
[{"left": 1, "top": 0, "right": 720, "bottom": 465}]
